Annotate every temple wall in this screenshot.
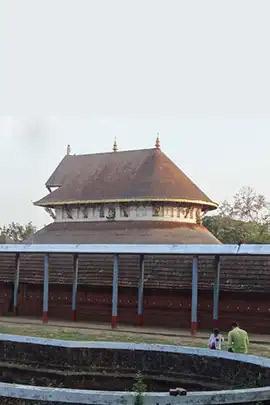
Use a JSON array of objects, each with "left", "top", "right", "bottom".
[
  {"left": 0, "top": 253, "right": 269, "bottom": 292},
  {"left": 0, "top": 254, "right": 269, "bottom": 333},
  {"left": 54, "top": 204, "right": 202, "bottom": 224},
  {"left": 0, "top": 283, "right": 268, "bottom": 333}
]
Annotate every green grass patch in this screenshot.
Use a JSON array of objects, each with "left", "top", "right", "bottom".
[{"left": 0, "top": 323, "right": 269, "bottom": 358}]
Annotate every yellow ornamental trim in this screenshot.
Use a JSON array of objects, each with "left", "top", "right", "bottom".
[{"left": 35, "top": 198, "right": 218, "bottom": 209}]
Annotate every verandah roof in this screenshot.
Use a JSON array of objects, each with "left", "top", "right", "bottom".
[{"left": 0, "top": 243, "right": 268, "bottom": 256}]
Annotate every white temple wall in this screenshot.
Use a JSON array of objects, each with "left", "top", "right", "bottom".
[
  {"left": 52, "top": 203, "right": 203, "bottom": 224},
  {"left": 55, "top": 208, "right": 62, "bottom": 221}
]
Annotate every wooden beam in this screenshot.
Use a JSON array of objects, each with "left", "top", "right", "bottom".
[
  {"left": 213, "top": 255, "right": 221, "bottom": 327},
  {"left": 111, "top": 254, "right": 119, "bottom": 328},
  {"left": 191, "top": 256, "right": 198, "bottom": 335},
  {"left": 137, "top": 254, "right": 144, "bottom": 326},
  {"left": 0, "top": 244, "right": 239, "bottom": 256},
  {"left": 71, "top": 254, "right": 79, "bottom": 321},
  {"left": 13, "top": 253, "right": 20, "bottom": 315},
  {"left": 42, "top": 254, "right": 49, "bottom": 323}
]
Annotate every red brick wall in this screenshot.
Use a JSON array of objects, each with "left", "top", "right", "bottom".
[{"left": 0, "top": 282, "right": 269, "bottom": 333}]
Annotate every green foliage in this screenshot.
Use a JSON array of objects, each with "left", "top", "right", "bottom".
[
  {"left": 132, "top": 371, "right": 147, "bottom": 405},
  {"left": 203, "top": 216, "right": 270, "bottom": 244},
  {"left": 204, "top": 187, "right": 270, "bottom": 244},
  {"left": 0, "top": 222, "right": 36, "bottom": 243}
]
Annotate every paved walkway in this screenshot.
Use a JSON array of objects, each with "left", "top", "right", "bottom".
[{"left": 0, "top": 316, "right": 269, "bottom": 345}]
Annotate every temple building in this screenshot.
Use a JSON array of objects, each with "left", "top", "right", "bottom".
[
  {"left": 30, "top": 138, "right": 219, "bottom": 244},
  {"left": 0, "top": 138, "right": 268, "bottom": 334}
]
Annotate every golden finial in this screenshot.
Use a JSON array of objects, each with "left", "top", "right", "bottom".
[
  {"left": 155, "top": 133, "right": 160, "bottom": 149},
  {"left": 113, "top": 137, "right": 118, "bottom": 152},
  {"left": 66, "top": 144, "right": 71, "bottom": 155}
]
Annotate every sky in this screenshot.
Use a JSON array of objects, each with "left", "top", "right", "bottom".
[{"left": 0, "top": 1, "right": 270, "bottom": 228}]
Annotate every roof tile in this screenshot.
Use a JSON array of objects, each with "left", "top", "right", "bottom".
[{"left": 36, "top": 148, "right": 217, "bottom": 209}]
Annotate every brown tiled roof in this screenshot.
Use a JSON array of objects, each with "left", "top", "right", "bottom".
[
  {"left": 35, "top": 148, "right": 217, "bottom": 209},
  {"left": 27, "top": 221, "right": 221, "bottom": 244}
]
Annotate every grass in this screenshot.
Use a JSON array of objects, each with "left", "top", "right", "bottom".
[{"left": 0, "top": 322, "right": 269, "bottom": 358}]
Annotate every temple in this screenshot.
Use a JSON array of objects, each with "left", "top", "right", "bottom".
[
  {"left": 30, "top": 139, "right": 219, "bottom": 244},
  {"left": 0, "top": 139, "right": 268, "bottom": 334}
]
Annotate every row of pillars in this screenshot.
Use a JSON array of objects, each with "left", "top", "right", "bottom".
[{"left": 12, "top": 253, "right": 220, "bottom": 335}]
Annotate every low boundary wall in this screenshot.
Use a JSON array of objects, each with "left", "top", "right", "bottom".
[
  {"left": 0, "top": 383, "right": 270, "bottom": 404},
  {"left": 0, "top": 335, "right": 269, "bottom": 403}
]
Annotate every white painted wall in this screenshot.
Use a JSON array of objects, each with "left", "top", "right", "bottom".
[{"left": 53, "top": 203, "right": 203, "bottom": 224}]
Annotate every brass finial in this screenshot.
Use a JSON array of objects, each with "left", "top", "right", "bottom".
[
  {"left": 155, "top": 133, "right": 160, "bottom": 149},
  {"left": 67, "top": 144, "right": 71, "bottom": 155},
  {"left": 113, "top": 137, "right": 118, "bottom": 152}
]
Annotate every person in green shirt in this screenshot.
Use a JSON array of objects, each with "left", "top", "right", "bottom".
[{"left": 228, "top": 322, "right": 249, "bottom": 354}]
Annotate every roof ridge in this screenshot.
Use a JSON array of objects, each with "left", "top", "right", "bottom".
[{"left": 69, "top": 148, "right": 157, "bottom": 158}]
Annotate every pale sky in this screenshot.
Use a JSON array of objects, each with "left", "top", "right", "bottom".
[{"left": 0, "top": 1, "right": 270, "bottom": 228}]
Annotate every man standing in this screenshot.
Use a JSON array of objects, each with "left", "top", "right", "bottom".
[{"left": 228, "top": 322, "right": 249, "bottom": 354}]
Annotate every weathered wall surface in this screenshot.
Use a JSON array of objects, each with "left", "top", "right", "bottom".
[
  {"left": 0, "top": 283, "right": 268, "bottom": 332},
  {"left": 0, "top": 338, "right": 269, "bottom": 404},
  {"left": 0, "top": 338, "right": 269, "bottom": 390},
  {"left": 0, "top": 254, "right": 269, "bottom": 332},
  {"left": 0, "top": 253, "right": 270, "bottom": 292}
]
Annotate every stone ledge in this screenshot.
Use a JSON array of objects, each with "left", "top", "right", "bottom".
[
  {"left": 0, "top": 335, "right": 269, "bottom": 403},
  {"left": 0, "top": 383, "right": 270, "bottom": 404},
  {"left": 0, "top": 333, "right": 269, "bottom": 369}
]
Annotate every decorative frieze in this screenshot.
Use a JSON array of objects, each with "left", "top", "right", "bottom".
[
  {"left": 99, "top": 205, "right": 105, "bottom": 218},
  {"left": 106, "top": 207, "right": 116, "bottom": 220},
  {"left": 152, "top": 205, "right": 163, "bottom": 217},
  {"left": 136, "top": 206, "right": 147, "bottom": 217},
  {"left": 54, "top": 203, "right": 203, "bottom": 224},
  {"left": 120, "top": 205, "right": 129, "bottom": 218},
  {"left": 44, "top": 207, "right": 56, "bottom": 220},
  {"left": 82, "top": 206, "right": 88, "bottom": 219}
]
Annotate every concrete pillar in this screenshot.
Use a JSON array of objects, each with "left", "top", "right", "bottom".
[
  {"left": 137, "top": 254, "right": 144, "bottom": 326},
  {"left": 111, "top": 254, "right": 119, "bottom": 329},
  {"left": 13, "top": 253, "right": 20, "bottom": 315},
  {"left": 213, "top": 255, "right": 221, "bottom": 328},
  {"left": 42, "top": 254, "right": 49, "bottom": 323},
  {"left": 72, "top": 254, "right": 79, "bottom": 321},
  {"left": 191, "top": 256, "right": 198, "bottom": 335}
]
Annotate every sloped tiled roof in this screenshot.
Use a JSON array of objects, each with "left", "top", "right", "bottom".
[
  {"left": 35, "top": 148, "right": 217, "bottom": 209},
  {"left": 27, "top": 221, "right": 221, "bottom": 244}
]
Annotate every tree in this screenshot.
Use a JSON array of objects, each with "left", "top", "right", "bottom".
[
  {"left": 0, "top": 222, "right": 36, "bottom": 243},
  {"left": 204, "top": 215, "right": 270, "bottom": 244},
  {"left": 223, "top": 186, "right": 270, "bottom": 223},
  {"left": 204, "top": 187, "right": 270, "bottom": 244}
]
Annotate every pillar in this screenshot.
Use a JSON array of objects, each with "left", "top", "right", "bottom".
[
  {"left": 213, "top": 255, "right": 221, "bottom": 328},
  {"left": 111, "top": 254, "right": 119, "bottom": 329},
  {"left": 137, "top": 254, "right": 144, "bottom": 326},
  {"left": 191, "top": 256, "right": 198, "bottom": 335},
  {"left": 13, "top": 253, "right": 20, "bottom": 315},
  {"left": 42, "top": 254, "right": 49, "bottom": 323},
  {"left": 72, "top": 254, "right": 79, "bottom": 321}
]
